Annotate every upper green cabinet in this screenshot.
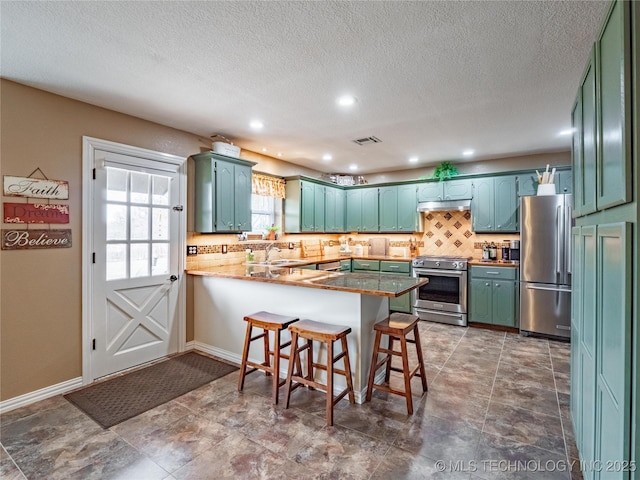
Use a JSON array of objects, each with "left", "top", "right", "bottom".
[
  {"left": 193, "top": 152, "right": 256, "bottom": 233},
  {"left": 471, "top": 176, "right": 517, "bottom": 232},
  {"left": 573, "top": 0, "right": 632, "bottom": 217},
  {"left": 517, "top": 168, "right": 572, "bottom": 197},
  {"left": 417, "top": 178, "right": 472, "bottom": 202},
  {"left": 379, "top": 185, "right": 418, "bottom": 233},
  {"left": 285, "top": 179, "right": 343, "bottom": 233},
  {"left": 346, "top": 188, "right": 379, "bottom": 232}
]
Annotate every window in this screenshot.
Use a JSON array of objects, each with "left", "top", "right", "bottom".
[{"left": 251, "top": 194, "right": 276, "bottom": 233}]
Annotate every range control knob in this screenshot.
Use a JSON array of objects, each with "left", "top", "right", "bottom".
[
  {"left": 452, "top": 262, "right": 459, "bottom": 269},
  {"left": 435, "top": 261, "right": 440, "bottom": 267}
]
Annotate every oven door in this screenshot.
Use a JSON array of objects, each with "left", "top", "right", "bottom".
[{"left": 411, "top": 268, "right": 467, "bottom": 314}]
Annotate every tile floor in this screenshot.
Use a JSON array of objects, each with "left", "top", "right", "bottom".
[{"left": 1, "top": 322, "right": 579, "bottom": 479}]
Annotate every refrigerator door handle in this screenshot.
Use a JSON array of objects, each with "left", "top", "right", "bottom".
[
  {"left": 556, "top": 205, "right": 562, "bottom": 275},
  {"left": 566, "top": 205, "right": 572, "bottom": 276},
  {"left": 525, "top": 284, "right": 572, "bottom": 292}
]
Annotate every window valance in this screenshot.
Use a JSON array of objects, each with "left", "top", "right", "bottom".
[{"left": 252, "top": 172, "right": 286, "bottom": 199}]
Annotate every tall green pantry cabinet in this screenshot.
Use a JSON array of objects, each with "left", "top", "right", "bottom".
[{"left": 570, "top": 1, "right": 638, "bottom": 479}]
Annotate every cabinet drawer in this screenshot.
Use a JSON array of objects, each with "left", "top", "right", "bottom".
[
  {"left": 471, "top": 266, "right": 517, "bottom": 280},
  {"left": 340, "top": 260, "right": 351, "bottom": 271},
  {"left": 380, "top": 261, "right": 410, "bottom": 274},
  {"left": 351, "top": 259, "right": 380, "bottom": 271}
]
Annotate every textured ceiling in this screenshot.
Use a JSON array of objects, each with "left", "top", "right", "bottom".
[{"left": 0, "top": 1, "right": 609, "bottom": 174}]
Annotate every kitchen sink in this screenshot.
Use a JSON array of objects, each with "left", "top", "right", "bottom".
[{"left": 245, "top": 259, "right": 309, "bottom": 267}]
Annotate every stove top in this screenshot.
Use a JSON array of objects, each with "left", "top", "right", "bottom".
[{"left": 412, "top": 255, "right": 471, "bottom": 270}]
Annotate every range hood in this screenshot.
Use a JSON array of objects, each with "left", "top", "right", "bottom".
[{"left": 417, "top": 199, "right": 471, "bottom": 212}]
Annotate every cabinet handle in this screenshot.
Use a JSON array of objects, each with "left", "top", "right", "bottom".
[
  {"left": 399, "top": 226, "right": 403, "bottom": 230},
  {"left": 389, "top": 265, "right": 399, "bottom": 269},
  {"left": 485, "top": 282, "right": 490, "bottom": 286},
  {"left": 486, "top": 272, "right": 500, "bottom": 275},
  {"left": 495, "top": 283, "right": 500, "bottom": 287},
  {"left": 497, "top": 225, "right": 501, "bottom": 228}
]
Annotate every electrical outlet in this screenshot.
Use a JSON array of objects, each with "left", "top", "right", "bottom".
[
  {"left": 288, "top": 242, "right": 294, "bottom": 249},
  {"left": 221, "top": 244, "right": 228, "bottom": 254},
  {"left": 187, "top": 245, "right": 198, "bottom": 256}
]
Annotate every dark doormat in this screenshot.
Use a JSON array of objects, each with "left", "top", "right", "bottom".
[{"left": 64, "top": 352, "right": 237, "bottom": 428}]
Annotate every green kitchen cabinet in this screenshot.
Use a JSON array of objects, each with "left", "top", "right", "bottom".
[
  {"left": 471, "top": 176, "right": 517, "bottom": 232},
  {"left": 380, "top": 260, "right": 412, "bottom": 313},
  {"left": 516, "top": 171, "right": 540, "bottom": 197},
  {"left": 340, "top": 259, "right": 351, "bottom": 272},
  {"left": 469, "top": 266, "right": 518, "bottom": 327},
  {"left": 325, "top": 186, "right": 345, "bottom": 232},
  {"left": 555, "top": 171, "right": 572, "bottom": 194},
  {"left": 417, "top": 178, "right": 473, "bottom": 202},
  {"left": 193, "top": 152, "right": 256, "bottom": 233},
  {"left": 351, "top": 259, "right": 380, "bottom": 271},
  {"left": 346, "top": 188, "right": 379, "bottom": 232},
  {"left": 379, "top": 185, "right": 418, "bottom": 233},
  {"left": 284, "top": 178, "right": 327, "bottom": 232}
]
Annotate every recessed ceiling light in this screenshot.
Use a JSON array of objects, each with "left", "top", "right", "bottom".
[
  {"left": 409, "top": 156, "right": 419, "bottom": 164},
  {"left": 322, "top": 154, "right": 333, "bottom": 161},
  {"left": 462, "top": 149, "right": 475, "bottom": 157},
  {"left": 337, "top": 95, "right": 357, "bottom": 107},
  {"left": 249, "top": 120, "right": 264, "bottom": 130},
  {"left": 277, "top": 152, "right": 282, "bottom": 157},
  {"left": 349, "top": 164, "right": 358, "bottom": 171},
  {"left": 558, "top": 128, "right": 576, "bottom": 136}
]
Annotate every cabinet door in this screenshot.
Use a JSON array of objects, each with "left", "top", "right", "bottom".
[
  {"left": 313, "top": 184, "right": 325, "bottom": 232},
  {"left": 444, "top": 179, "right": 473, "bottom": 200},
  {"left": 494, "top": 176, "right": 517, "bottom": 231},
  {"left": 492, "top": 280, "right": 516, "bottom": 327},
  {"left": 325, "top": 186, "right": 342, "bottom": 232},
  {"left": 471, "top": 178, "right": 494, "bottom": 232},
  {"left": 581, "top": 54, "right": 597, "bottom": 216},
  {"left": 556, "top": 171, "right": 572, "bottom": 194},
  {"left": 390, "top": 292, "right": 412, "bottom": 313},
  {"left": 397, "top": 184, "right": 418, "bottom": 232},
  {"left": 572, "top": 92, "right": 584, "bottom": 217},
  {"left": 597, "top": 0, "right": 631, "bottom": 210},
  {"left": 469, "top": 278, "right": 492, "bottom": 323},
  {"left": 215, "top": 160, "right": 236, "bottom": 231},
  {"left": 300, "top": 181, "right": 315, "bottom": 232},
  {"left": 361, "top": 188, "right": 379, "bottom": 232},
  {"left": 378, "top": 186, "right": 398, "bottom": 232},
  {"left": 334, "top": 188, "right": 345, "bottom": 232},
  {"left": 417, "top": 182, "right": 443, "bottom": 201},
  {"left": 517, "top": 171, "right": 539, "bottom": 197},
  {"left": 234, "top": 163, "right": 252, "bottom": 231},
  {"left": 595, "top": 223, "right": 632, "bottom": 477},
  {"left": 345, "top": 189, "right": 362, "bottom": 231}
]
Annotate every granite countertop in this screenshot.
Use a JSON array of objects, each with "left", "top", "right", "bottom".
[
  {"left": 186, "top": 264, "right": 427, "bottom": 297},
  {"left": 468, "top": 259, "right": 520, "bottom": 267},
  {"left": 296, "top": 254, "right": 414, "bottom": 264}
]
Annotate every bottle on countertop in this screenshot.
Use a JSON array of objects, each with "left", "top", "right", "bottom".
[
  {"left": 502, "top": 241, "right": 510, "bottom": 260},
  {"left": 482, "top": 242, "right": 490, "bottom": 260},
  {"left": 489, "top": 242, "right": 497, "bottom": 261}
]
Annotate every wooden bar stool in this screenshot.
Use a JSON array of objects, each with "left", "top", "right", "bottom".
[
  {"left": 283, "top": 319, "right": 355, "bottom": 426},
  {"left": 238, "top": 311, "right": 301, "bottom": 405},
  {"left": 365, "top": 312, "right": 428, "bottom": 414}
]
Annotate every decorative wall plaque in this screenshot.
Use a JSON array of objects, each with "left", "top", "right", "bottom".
[
  {"left": 3, "top": 176, "right": 69, "bottom": 200},
  {"left": 2, "top": 229, "right": 72, "bottom": 250},
  {"left": 3, "top": 203, "right": 70, "bottom": 224}
]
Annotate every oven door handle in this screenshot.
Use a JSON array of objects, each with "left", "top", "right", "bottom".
[
  {"left": 413, "top": 309, "right": 463, "bottom": 318},
  {"left": 413, "top": 268, "right": 464, "bottom": 276}
]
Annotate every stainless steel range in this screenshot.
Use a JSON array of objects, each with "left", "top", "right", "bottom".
[{"left": 411, "top": 255, "right": 470, "bottom": 327}]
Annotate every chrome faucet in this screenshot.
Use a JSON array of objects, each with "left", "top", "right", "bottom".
[{"left": 265, "top": 243, "right": 281, "bottom": 264}]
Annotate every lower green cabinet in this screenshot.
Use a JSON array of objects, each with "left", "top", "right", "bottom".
[
  {"left": 469, "top": 266, "right": 518, "bottom": 327},
  {"left": 380, "top": 261, "right": 412, "bottom": 313}
]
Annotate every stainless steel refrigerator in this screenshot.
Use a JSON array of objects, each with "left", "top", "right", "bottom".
[{"left": 519, "top": 194, "right": 572, "bottom": 339}]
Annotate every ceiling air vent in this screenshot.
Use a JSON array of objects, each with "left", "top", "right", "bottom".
[{"left": 352, "top": 136, "right": 382, "bottom": 146}]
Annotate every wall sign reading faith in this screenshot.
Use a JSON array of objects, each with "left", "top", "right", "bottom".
[
  {"left": 2, "top": 229, "right": 72, "bottom": 250},
  {"left": 3, "top": 203, "right": 70, "bottom": 224},
  {"left": 3, "top": 176, "right": 69, "bottom": 200}
]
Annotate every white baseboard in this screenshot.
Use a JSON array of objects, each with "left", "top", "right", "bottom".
[
  {"left": 0, "top": 377, "right": 83, "bottom": 414},
  {"left": 184, "top": 340, "right": 196, "bottom": 351}
]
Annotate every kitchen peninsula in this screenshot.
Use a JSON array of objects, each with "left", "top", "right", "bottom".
[{"left": 187, "top": 262, "right": 428, "bottom": 402}]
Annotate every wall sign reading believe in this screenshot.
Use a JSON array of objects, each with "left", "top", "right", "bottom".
[{"left": 2, "top": 229, "right": 72, "bottom": 250}]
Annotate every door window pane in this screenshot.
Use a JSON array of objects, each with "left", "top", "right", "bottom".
[
  {"left": 106, "top": 244, "right": 127, "bottom": 280},
  {"left": 152, "top": 243, "right": 169, "bottom": 275},
  {"left": 152, "top": 208, "right": 169, "bottom": 240},
  {"left": 152, "top": 176, "right": 170, "bottom": 205},
  {"left": 130, "top": 243, "right": 150, "bottom": 278},
  {"left": 130, "top": 172, "right": 150, "bottom": 204},
  {"left": 106, "top": 168, "right": 128, "bottom": 202},
  {"left": 106, "top": 204, "right": 127, "bottom": 241},
  {"left": 131, "top": 207, "right": 150, "bottom": 240}
]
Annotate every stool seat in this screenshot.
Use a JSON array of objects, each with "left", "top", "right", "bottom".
[
  {"left": 238, "top": 311, "right": 300, "bottom": 405},
  {"left": 284, "top": 319, "right": 355, "bottom": 426},
  {"left": 366, "top": 313, "right": 427, "bottom": 414}
]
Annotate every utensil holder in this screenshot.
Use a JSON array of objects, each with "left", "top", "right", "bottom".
[{"left": 537, "top": 184, "right": 556, "bottom": 196}]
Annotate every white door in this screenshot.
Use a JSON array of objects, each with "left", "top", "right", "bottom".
[{"left": 91, "top": 149, "right": 182, "bottom": 379}]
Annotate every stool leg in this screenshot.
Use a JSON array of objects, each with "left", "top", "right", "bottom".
[
  {"left": 306, "top": 339, "right": 314, "bottom": 390},
  {"left": 272, "top": 328, "right": 281, "bottom": 405},
  {"left": 283, "top": 331, "right": 299, "bottom": 409},
  {"left": 365, "top": 330, "right": 382, "bottom": 402},
  {"left": 399, "top": 335, "right": 414, "bottom": 415},
  {"left": 341, "top": 336, "right": 355, "bottom": 404},
  {"left": 413, "top": 325, "right": 428, "bottom": 393},
  {"left": 263, "top": 327, "right": 271, "bottom": 376},
  {"left": 238, "top": 322, "right": 253, "bottom": 392},
  {"left": 326, "top": 339, "right": 334, "bottom": 426},
  {"left": 384, "top": 336, "right": 394, "bottom": 383}
]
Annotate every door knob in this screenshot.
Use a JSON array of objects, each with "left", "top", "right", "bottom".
[{"left": 169, "top": 275, "right": 178, "bottom": 282}]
